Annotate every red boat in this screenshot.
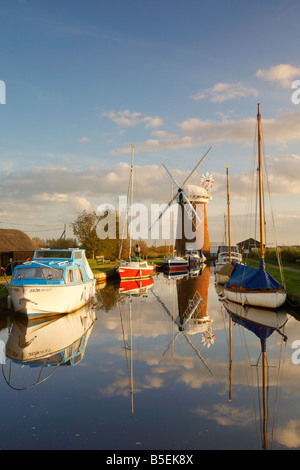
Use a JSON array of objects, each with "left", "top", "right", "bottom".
[{"left": 116, "top": 258, "right": 154, "bottom": 280}]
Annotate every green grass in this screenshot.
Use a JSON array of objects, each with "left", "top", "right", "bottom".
[
  {"left": 245, "top": 259, "right": 300, "bottom": 299},
  {"left": 0, "top": 283, "right": 8, "bottom": 298}
]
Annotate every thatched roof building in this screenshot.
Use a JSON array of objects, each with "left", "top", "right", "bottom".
[{"left": 0, "top": 229, "right": 39, "bottom": 272}]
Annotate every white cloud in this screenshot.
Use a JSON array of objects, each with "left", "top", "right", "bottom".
[
  {"left": 77, "top": 137, "right": 91, "bottom": 142},
  {"left": 108, "top": 108, "right": 300, "bottom": 156},
  {"left": 36, "top": 192, "right": 69, "bottom": 202},
  {"left": 256, "top": 63, "right": 300, "bottom": 88},
  {"left": 71, "top": 196, "right": 92, "bottom": 212},
  {"left": 179, "top": 110, "right": 300, "bottom": 146},
  {"left": 190, "top": 82, "right": 258, "bottom": 102},
  {"left": 101, "top": 109, "right": 163, "bottom": 129}
]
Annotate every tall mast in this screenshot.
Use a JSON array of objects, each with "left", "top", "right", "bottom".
[
  {"left": 257, "top": 104, "right": 264, "bottom": 260},
  {"left": 129, "top": 146, "right": 134, "bottom": 260},
  {"left": 226, "top": 166, "right": 231, "bottom": 261}
]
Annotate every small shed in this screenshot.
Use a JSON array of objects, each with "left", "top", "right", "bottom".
[
  {"left": 0, "top": 229, "right": 39, "bottom": 274},
  {"left": 236, "top": 237, "right": 260, "bottom": 255}
]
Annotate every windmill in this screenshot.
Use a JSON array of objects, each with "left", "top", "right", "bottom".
[{"left": 150, "top": 146, "right": 214, "bottom": 258}]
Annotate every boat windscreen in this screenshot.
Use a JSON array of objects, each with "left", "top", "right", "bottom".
[
  {"left": 14, "top": 267, "right": 63, "bottom": 280},
  {"left": 34, "top": 250, "right": 72, "bottom": 259}
]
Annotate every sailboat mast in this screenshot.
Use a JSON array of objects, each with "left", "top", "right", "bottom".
[
  {"left": 226, "top": 166, "right": 231, "bottom": 260},
  {"left": 129, "top": 146, "right": 134, "bottom": 260},
  {"left": 257, "top": 104, "right": 264, "bottom": 260}
]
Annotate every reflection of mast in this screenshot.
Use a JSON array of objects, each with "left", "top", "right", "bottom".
[
  {"left": 223, "top": 300, "right": 288, "bottom": 450},
  {"left": 229, "top": 316, "right": 232, "bottom": 403},
  {"left": 262, "top": 344, "right": 268, "bottom": 450},
  {"left": 119, "top": 295, "right": 134, "bottom": 415},
  {"left": 129, "top": 296, "right": 134, "bottom": 415}
]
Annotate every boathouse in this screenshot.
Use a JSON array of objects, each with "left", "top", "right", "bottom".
[
  {"left": 236, "top": 238, "right": 260, "bottom": 255},
  {"left": 0, "top": 229, "right": 39, "bottom": 274}
]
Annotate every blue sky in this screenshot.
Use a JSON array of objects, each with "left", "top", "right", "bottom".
[{"left": 1, "top": 0, "right": 300, "bottom": 244}]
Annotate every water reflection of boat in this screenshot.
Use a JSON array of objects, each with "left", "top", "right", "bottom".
[
  {"left": 6, "top": 248, "right": 96, "bottom": 318},
  {"left": 116, "top": 277, "right": 153, "bottom": 295},
  {"left": 223, "top": 300, "right": 289, "bottom": 338},
  {"left": 222, "top": 299, "right": 289, "bottom": 450},
  {"left": 3, "top": 303, "right": 96, "bottom": 390}
]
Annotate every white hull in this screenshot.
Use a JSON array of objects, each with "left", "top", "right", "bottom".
[
  {"left": 224, "top": 288, "right": 286, "bottom": 309},
  {"left": 6, "top": 303, "right": 96, "bottom": 363},
  {"left": 7, "top": 280, "right": 96, "bottom": 318}
]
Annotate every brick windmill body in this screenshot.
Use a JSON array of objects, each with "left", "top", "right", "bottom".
[
  {"left": 175, "top": 177, "right": 213, "bottom": 261},
  {"left": 151, "top": 147, "right": 214, "bottom": 269}
]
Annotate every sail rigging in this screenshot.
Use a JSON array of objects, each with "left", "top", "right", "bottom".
[{"left": 224, "top": 105, "right": 286, "bottom": 309}]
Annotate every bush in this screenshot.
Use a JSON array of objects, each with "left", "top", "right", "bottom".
[{"left": 250, "top": 247, "right": 300, "bottom": 264}]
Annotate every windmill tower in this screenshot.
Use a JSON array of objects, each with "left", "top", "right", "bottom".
[
  {"left": 151, "top": 147, "right": 214, "bottom": 258},
  {"left": 175, "top": 174, "right": 213, "bottom": 257}
]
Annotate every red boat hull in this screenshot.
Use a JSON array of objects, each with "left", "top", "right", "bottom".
[{"left": 116, "top": 266, "right": 154, "bottom": 279}]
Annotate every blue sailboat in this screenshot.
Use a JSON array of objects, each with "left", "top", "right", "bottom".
[{"left": 224, "top": 105, "right": 286, "bottom": 309}]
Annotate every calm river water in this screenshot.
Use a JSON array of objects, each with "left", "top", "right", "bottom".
[{"left": 1, "top": 265, "right": 300, "bottom": 451}]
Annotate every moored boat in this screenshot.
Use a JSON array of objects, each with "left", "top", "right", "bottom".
[
  {"left": 116, "top": 258, "right": 154, "bottom": 280},
  {"left": 224, "top": 104, "right": 286, "bottom": 309},
  {"left": 159, "top": 255, "right": 188, "bottom": 272},
  {"left": 5, "top": 248, "right": 96, "bottom": 318},
  {"left": 185, "top": 249, "right": 206, "bottom": 266},
  {"left": 215, "top": 247, "right": 242, "bottom": 271},
  {"left": 116, "top": 146, "right": 153, "bottom": 280}
]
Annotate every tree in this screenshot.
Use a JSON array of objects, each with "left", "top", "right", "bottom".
[
  {"left": 71, "top": 209, "right": 124, "bottom": 260},
  {"left": 72, "top": 210, "right": 102, "bottom": 259}
]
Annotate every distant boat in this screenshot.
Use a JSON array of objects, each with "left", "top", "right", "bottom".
[
  {"left": 215, "top": 246, "right": 242, "bottom": 271},
  {"left": 224, "top": 104, "right": 286, "bottom": 309},
  {"left": 215, "top": 166, "right": 242, "bottom": 282},
  {"left": 185, "top": 249, "right": 206, "bottom": 266},
  {"left": 159, "top": 255, "right": 188, "bottom": 273},
  {"left": 5, "top": 248, "right": 96, "bottom": 319},
  {"left": 116, "top": 146, "right": 154, "bottom": 280}
]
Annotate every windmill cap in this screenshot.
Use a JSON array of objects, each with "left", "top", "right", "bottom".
[{"left": 185, "top": 184, "right": 212, "bottom": 201}]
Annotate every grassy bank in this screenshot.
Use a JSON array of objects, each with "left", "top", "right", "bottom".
[
  {"left": 245, "top": 259, "right": 300, "bottom": 301},
  {"left": 0, "top": 283, "right": 8, "bottom": 298}
]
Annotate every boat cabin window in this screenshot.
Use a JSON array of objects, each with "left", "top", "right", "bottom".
[
  {"left": 75, "top": 268, "right": 84, "bottom": 282},
  {"left": 14, "top": 267, "right": 63, "bottom": 280},
  {"left": 33, "top": 250, "right": 72, "bottom": 259},
  {"left": 66, "top": 269, "right": 74, "bottom": 283},
  {"left": 74, "top": 251, "right": 82, "bottom": 260}
]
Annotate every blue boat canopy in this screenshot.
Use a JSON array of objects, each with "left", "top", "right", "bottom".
[{"left": 226, "top": 259, "right": 280, "bottom": 290}]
